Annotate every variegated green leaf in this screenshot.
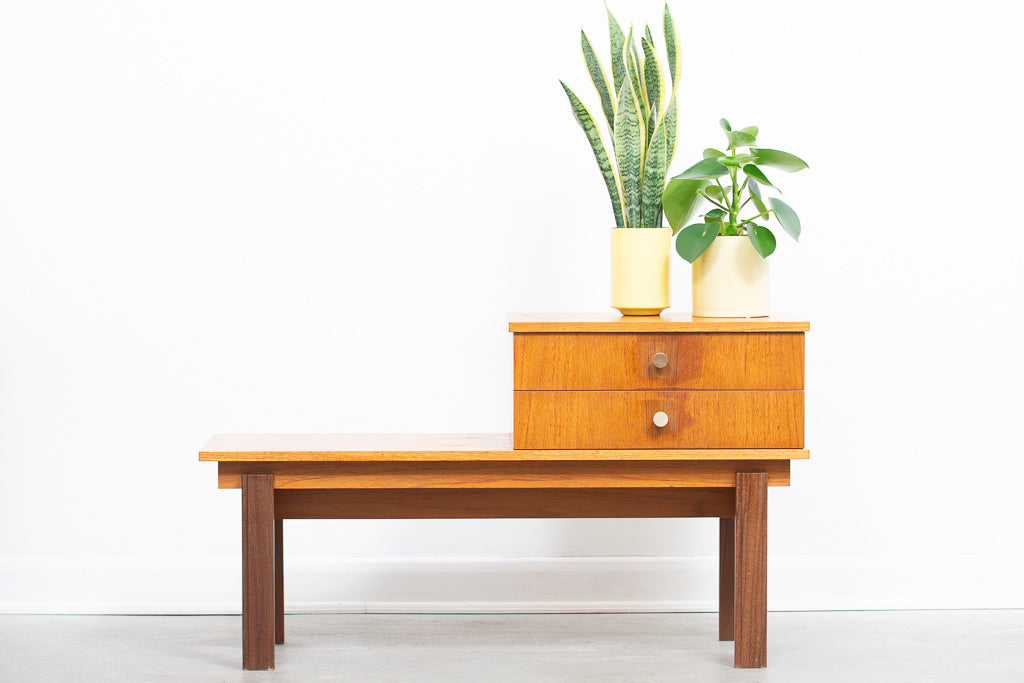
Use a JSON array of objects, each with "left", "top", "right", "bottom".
[
  {"left": 663, "top": 93, "right": 678, "bottom": 169},
  {"left": 624, "top": 27, "right": 648, "bottom": 120},
  {"left": 614, "top": 75, "right": 646, "bottom": 228},
  {"left": 581, "top": 30, "right": 616, "bottom": 135},
  {"left": 644, "top": 24, "right": 654, "bottom": 44},
  {"left": 561, "top": 80, "right": 626, "bottom": 227},
  {"left": 663, "top": 3, "right": 682, "bottom": 91},
  {"left": 641, "top": 115, "right": 668, "bottom": 227},
  {"left": 641, "top": 36, "right": 662, "bottom": 125},
  {"left": 606, "top": 5, "right": 627, "bottom": 94}
]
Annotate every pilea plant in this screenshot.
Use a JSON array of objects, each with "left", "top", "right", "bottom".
[
  {"left": 663, "top": 119, "right": 809, "bottom": 261},
  {"left": 560, "top": 3, "right": 681, "bottom": 228}
]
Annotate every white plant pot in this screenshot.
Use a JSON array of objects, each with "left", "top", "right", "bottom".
[
  {"left": 692, "top": 235, "right": 769, "bottom": 318},
  {"left": 610, "top": 227, "right": 671, "bottom": 316}
]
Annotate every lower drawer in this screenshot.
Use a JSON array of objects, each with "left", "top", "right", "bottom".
[{"left": 514, "top": 390, "right": 803, "bottom": 449}]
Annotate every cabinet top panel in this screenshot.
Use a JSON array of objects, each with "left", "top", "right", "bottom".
[{"left": 507, "top": 313, "right": 809, "bottom": 333}]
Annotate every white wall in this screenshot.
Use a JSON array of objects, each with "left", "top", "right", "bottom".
[{"left": 1, "top": 0, "right": 1022, "bottom": 614}]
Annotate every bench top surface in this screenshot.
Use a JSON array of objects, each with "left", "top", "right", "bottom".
[
  {"left": 199, "top": 433, "right": 808, "bottom": 462},
  {"left": 507, "top": 313, "right": 810, "bottom": 333}
]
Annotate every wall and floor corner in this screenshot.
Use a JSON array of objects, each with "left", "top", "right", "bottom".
[{"left": 2, "top": 1, "right": 1023, "bottom": 616}]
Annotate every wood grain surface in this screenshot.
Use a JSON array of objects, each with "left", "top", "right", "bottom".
[
  {"left": 507, "top": 313, "right": 810, "bottom": 333},
  {"left": 242, "top": 474, "right": 275, "bottom": 671},
  {"left": 274, "top": 520, "right": 284, "bottom": 645},
  {"left": 199, "top": 433, "right": 808, "bottom": 462},
  {"left": 735, "top": 472, "right": 768, "bottom": 668},
  {"left": 514, "top": 333, "right": 803, "bottom": 391},
  {"left": 273, "top": 487, "right": 737, "bottom": 519},
  {"left": 514, "top": 391, "right": 804, "bottom": 449},
  {"left": 719, "top": 517, "right": 736, "bottom": 642},
  {"left": 218, "top": 460, "right": 790, "bottom": 489}
]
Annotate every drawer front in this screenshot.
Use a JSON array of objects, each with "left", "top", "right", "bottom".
[
  {"left": 513, "top": 390, "right": 804, "bottom": 449},
  {"left": 513, "top": 332, "right": 803, "bottom": 390}
]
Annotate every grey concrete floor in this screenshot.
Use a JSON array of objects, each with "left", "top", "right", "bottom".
[{"left": 0, "top": 611, "right": 1020, "bottom": 682}]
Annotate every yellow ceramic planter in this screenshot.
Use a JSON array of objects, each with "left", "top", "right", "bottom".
[
  {"left": 610, "top": 227, "right": 670, "bottom": 316},
  {"left": 692, "top": 235, "right": 769, "bottom": 317}
]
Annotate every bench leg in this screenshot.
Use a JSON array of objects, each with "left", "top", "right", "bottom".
[
  {"left": 242, "top": 474, "right": 275, "bottom": 670},
  {"left": 734, "top": 472, "right": 767, "bottom": 668},
  {"left": 719, "top": 517, "right": 735, "bottom": 641},
  {"left": 275, "top": 519, "right": 284, "bottom": 644}
]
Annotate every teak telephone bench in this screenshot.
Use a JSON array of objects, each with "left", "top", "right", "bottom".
[{"left": 199, "top": 313, "right": 809, "bottom": 670}]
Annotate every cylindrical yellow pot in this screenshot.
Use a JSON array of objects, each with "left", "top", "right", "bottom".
[
  {"left": 692, "top": 235, "right": 769, "bottom": 317},
  {"left": 610, "top": 227, "right": 670, "bottom": 316}
]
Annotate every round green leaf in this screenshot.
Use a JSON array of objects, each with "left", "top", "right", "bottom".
[
  {"left": 704, "top": 208, "right": 726, "bottom": 220},
  {"left": 770, "top": 197, "right": 801, "bottom": 241},
  {"left": 704, "top": 185, "right": 724, "bottom": 200},
  {"left": 749, "top": 193, "right": 769, "bottom": 219},
  {"left": 703, "top": 147, "right": 726, "bottom": 159},
  {"left": 742, "top": 164, "right": 774, "bottom": 187},
  {"left": 662, "top": 179, "right": 709, "bottom": 233},
  {"left": 717, "top": 156, "right": 742, "bottom": 167},
  {"left": 675, "top": 222, "right": 719, "bottom": 263},
  {"left": 727, "top": 131, "right": 756, "bottom": 148},
  {"left": 739, "top": 125, "right": 759, "bottom": 140},
  {"left": 719, "top": 118, "right": 732, "bottom": 132},
  {"left": 750, "top": 148, "right": 809, "bottom": 172},
  {"left": 747, "top": 224, "right": 777, "bottom": 258},
  {"left": 674, "top": 157, "right": 729, "bottom": 180},
  {"left": 747, "top": 177, "right": 762, "bottom": 200}
]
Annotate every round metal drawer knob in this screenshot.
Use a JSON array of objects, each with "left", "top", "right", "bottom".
[
  {"left": 653, "top": 411, "right": 669, "bottom": 428},
  {"left": 652, "top": 352, "right": 668, "bottom": 369}
]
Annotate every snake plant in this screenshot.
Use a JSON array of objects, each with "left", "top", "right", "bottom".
[{"left": 560, "top": 4, "right": 682, "bottom": 228}]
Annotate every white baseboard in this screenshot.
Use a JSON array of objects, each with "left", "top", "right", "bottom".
[{"left": 1, "top": 554, "right": 1021, "bottom": 614}]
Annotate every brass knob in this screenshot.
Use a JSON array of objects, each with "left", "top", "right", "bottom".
[
  {"left": 652, "top": 352, "right": 668, "bottom": 369},
  {"left": 653, "top": 411, "right": 669, "bottom": 428}
]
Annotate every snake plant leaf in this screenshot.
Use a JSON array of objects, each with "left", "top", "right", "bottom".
[
  {"left": 663, "top": 93, "right": 678, "bottom": 168},
  {"left": 581, "top": 30, "right": 616, "bottom": 135},
  {"left": 742, "top": 164, "right": 774, "bottom": 187},
  {"left": 614, "top": 74, "right": 646, "bottom": 227},
  {"left": 644, "top": 24, "right": 654, "bottom": 45},
  {"left": 560, "top": 80, "right": 626, "bottom": 227},
  {"left": 676, "top": 222, "right": 719, "bottom": 262},
  {"left": 662, "top": 178, "right": 708, "bottom": 233},
  {"left": 720, "top": 118, "right": 732, "bottom": 132},
  {"left": 606, "top": 4, "right": 627, "bottom": 94},
  {"left": 641, "top": 36, "right": 662, "bottom": 125},
  {"left": 703, "top": 148, "right": 726, "bottom": 159},
  {"left": 747, "top": 223, "right": 777, "bottom": 258},
  {"left": 641, "top": 115, "right": 668, "bottom": 227},
  {"left": 675, "top": 157, "right": 728, "bottom": 180},
  {"left": 624, "top": 27, "right": 649, "bottom": 122},
  {"left": 750, "top": 148, "right": 809, "bottom": 172},
  {"left": 770, "top": 197, "right": 801, "bottom": 241},
  {"left": 663, "top": 3, "right": 682, "bottom": 91}
]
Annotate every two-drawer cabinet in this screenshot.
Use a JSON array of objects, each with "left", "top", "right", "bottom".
[{"left": 512, "top": 319, "right": 806, "bottom": 450}]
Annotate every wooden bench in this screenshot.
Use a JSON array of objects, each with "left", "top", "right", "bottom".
[{"left": 199, "top": 433, "right": 808, "bottom": 670}]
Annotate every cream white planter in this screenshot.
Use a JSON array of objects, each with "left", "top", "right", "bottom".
[
  {"left": 692, "top": 235, "right": 769, "bottom": 317},
  {"left": 610, "top": 227, "right": 670, "bottom": 316}
]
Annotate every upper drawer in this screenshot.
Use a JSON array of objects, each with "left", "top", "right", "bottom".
[{"left": 513, "top": 332, "right": 803, "bottom": 391}]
